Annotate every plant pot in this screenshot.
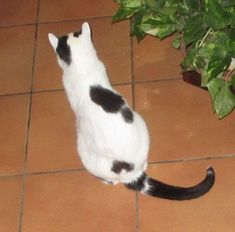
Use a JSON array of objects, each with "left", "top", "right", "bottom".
[
  {"left": 182, "top": 70, "right": 235, "bottom": 95},
  {"left": 182, "top": 70, "right": 208, "bottom": 91}
]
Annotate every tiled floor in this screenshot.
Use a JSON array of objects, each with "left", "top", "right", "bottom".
[{"left": 0, "top": 1, "right": 234, "bottom": 232}]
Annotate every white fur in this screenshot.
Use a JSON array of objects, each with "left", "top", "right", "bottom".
[
  {"left": 48, "top": 33, "right": 58, "bottom": 50},
  {"left": 48, "top": 22, "right": 150, "bottom": 184}
]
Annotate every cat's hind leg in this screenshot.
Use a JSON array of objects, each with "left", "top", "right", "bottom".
[
  {"left": 102, "top": 179, "right": 116, "bottom": 185},
  {"left": 94, "top": 175, "right": 118, "bottom": 185}
]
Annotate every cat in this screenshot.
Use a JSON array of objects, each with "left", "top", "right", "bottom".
[{"left": 48, "top": 22, "right": 215, "bottom": 200}]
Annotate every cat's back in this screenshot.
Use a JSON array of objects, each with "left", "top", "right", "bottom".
[{"left": 77, "top": 100, "right": 149, "bottom": 161}]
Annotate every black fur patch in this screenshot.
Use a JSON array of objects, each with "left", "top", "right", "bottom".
[
  {"left": 56, "top": 35, "right": 71, "bottom": 65},
  {"left": 90, "top": 85, "right": 124, "bottom": 113},
  {"left": 121, "top": 107, "right": 134, "bottom": 123},
  {"left": 125, "top": 173, "right": 147, "bottom": 191},
  {"left": 111, "top": 161, "right": 134, "bottom": 174},
  {"left": 73, "top": 30, "right": 82, "bottom": 37}
]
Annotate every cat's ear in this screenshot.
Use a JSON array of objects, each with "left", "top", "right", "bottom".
[
  {"left": 48, "top": 33, "right": 58, "bottom": 50},
  {"left": 82, "top": 22, "right": 91, "bottom": 37}
]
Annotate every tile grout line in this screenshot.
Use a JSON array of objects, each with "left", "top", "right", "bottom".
[
  {"left": 0, "top": 154, "right": 234, "bottom": 180},
  {"left": 0, "top": 173, "right": 23, "bottom": 179},
  {"left": 26, "top": 167, "right": 86, "bottom": 176},
  {"left": 0, "top": 92, "right": 32, "bottom": 98},
  {"left": 0, "top": 15, "right": 113, "bottom": 29},
  {"left": 0, "top": 22, "right": 36, "bottom": 29},
  {"left": 148, "top": 153, "right": 235, "bottom": 165},
  {"left": 37, "top": 15, "right": 113, "bottom": 25},
  {"left": 135, "top": 191, "right": 140, "bottom": 232},
  {"left": 0, "top": 167, "right": 86, "bottom": 179},
  {"left": 129, "top": 19, "right": 139, "bottom": 232},
  {"left": 130, "top": 25, "right": 136, "bottom": 110},
  {"left": 134, "top": 76, "right": 182, "bottom": 85},
  {"left": 0, "top": 78, "right": 184, "bottom": 98},
  {"left": 18, "top": 0, "right": 41, "bottom": 231}
]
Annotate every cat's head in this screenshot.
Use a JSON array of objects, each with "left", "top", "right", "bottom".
[{"left": 48, "top": 22, "right": 93, "bottom": 70}]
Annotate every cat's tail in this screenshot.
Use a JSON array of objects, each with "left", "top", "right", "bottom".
[{"left": 125, "top": 167, "right": 215, "bottom": 200}]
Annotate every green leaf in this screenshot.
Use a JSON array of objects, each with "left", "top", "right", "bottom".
[
  {"left": 204, "top": 0, "right": 231, "bottom": 30},
  {"left": 183, "top": 0, "right": 200, "bottom": 11},
  {"left": 181, "top": 48, "right": 206, "bottom": 71},
  {"left": 139, "top": 13, "right": 176, "bottom": 39},
  {"left": 131, "top": 11, "right": 146, "bottom": 41},
  {"left": 198, "top": 32, "right": 230, "bottom": 59},
  {"left": 112, "top": 7, "right": 139, "bottom": 21},
  {"left": 113, "top": 0, "right": 142, "bottom": 21},
  {"left": 228, "top": 28, "right": 235, "bottom": 56},
  {"left": 181, "top": 48, "right": 197, "bottom": 70},
  {"left": 221, "top": 0, "right": 235, "bottom": 7},
  {"left": 232, "top": 74, "right": 235, "bottom": 89},
  {"left": 140, "top": 22, "right": 175, "bottom": 39},
  {"left": 115, "top": 0, "right": 141, "bottom": 8},
  {"left": 206, "top": 55, "right": 231, "bottom": 81},
  {"left": 207, "top": 78, "right": 224, "bottom": 111},
  {"left": 172, "top": 34, "right": 181, "bottom": 49},
  {"left": 201, "top": 55, "right": 231, "bottom": 86},
  {"left": 177, "top": 3, "right": 190, "bottom": 15},
  {"left": 183, "top": 13, "right": 207, "bottom": 46},
  {"left": 214, "top": 85, "right": 235, "bottom": 118},
  {"left": 207, "top": 79, "right": 235, "bottom": 118},
  {"left": 199, "top": 41, "right": 227, "bottom": 60},
  {"left": 144, "top": 0, "right": 163, "bottom": 8}
]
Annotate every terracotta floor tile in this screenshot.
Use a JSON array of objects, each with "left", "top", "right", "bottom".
[
  {"left": 0, "top": 95, "right": 29, "bottom": 175},
  {"left": 115, "top": 84, "right": 133, "bottom": 107},
  {"left": 22, "top": 171, "right": 136, "bottom": 232},
  {"left": 0, "top": 0, "right": 37, "bottom": 26},
  {"left": 27, "top": 91, "right": 81, "bottom": 172},
  {"left": 0, "top": 26, "right": 35, "bottom": 95},
  {"left": 0, "top": 177, "right": 22, "bottom": 232},
  {"left": 34, "top": 18, "right": 131, "bottom": 91},
  {"left": 139, "top": 158, "right": 235, "bottom": 232},
  {"left": 135, "top": 80, "right": 235, "bottom": 162},
  {"left": 133, "top": 35, "right": 182, "bottom": 81},
  {"left": 39, "top": 0, "right": 117, "bottom": 22}
]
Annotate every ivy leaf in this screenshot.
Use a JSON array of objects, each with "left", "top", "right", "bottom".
[
  {"left": 214, "top": 85, "right": 235, "bottom": 118},
  {"left": 199, "top": 32, "right": 231, "bottom": 62},
  {"left": 183, "top": 13, "right": 207, "bottom": 46},
  {"left": 177, "top": 2, "right": 190, "bottom": 15},
  {"left": 172, "top": 34, "right": 181, "bottom": 49},
  {"left": 113, "top": 0, "right": 142, "bottom": 21},
  {"left": 139, "top": 14, "right": 176, "bottom": 39},
  {"left": 181, "top": 48, "right": 197, "bottom": 71},
  {"left": 207, "top": 79, "right": 235, "bottom": 118},
  {"left": 115, "top": 0, "right": 141, "bottom": 8},
  {"left": 204, "top": 0, "right": 231, "bottom": 30},
  {"left": 228, "top": 28, "right": 235, "bottom": 56},
  {"left": 221, "top": 0, "right": 235, "bottom": 7},
  {"left": 207, "top": 78, "right": 224, "bottom": 112},
  {"left": 232, "top": 74, "right": 235, "bottom": 90},
  {"left": 206, "top": 55, "right": 231, "bottom": 81},
  {"left": 201, "top": 56, "right": 231, "bottom": 86},
  {"left": 183, "top": 0, "right": 200, "bottom": 11},
  {"left": 181, "top": 48, "right": 206, "bottom": 72},
  {"left": 140, "top": 23, "right": 175, "bottom": 39},
  {"left": 131, "top": 11, "right": 146, "bottom": 41},
  {"left": 144, "top": 0, "right": 163, "bottom": 8},
  {"left": 112, "top": 7, "right": 140, "bottom": 21}
]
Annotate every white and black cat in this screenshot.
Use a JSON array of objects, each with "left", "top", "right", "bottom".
[{"left": 48, "top": 22, "right": 215, "bottom": 200}]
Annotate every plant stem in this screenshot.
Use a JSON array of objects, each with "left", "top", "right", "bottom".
[
  {"left": 198, "top": 28, "right": 213, "bottom": 48},
  {"left": 225, "top": 67, "right": 235, "bottom": 84}
]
